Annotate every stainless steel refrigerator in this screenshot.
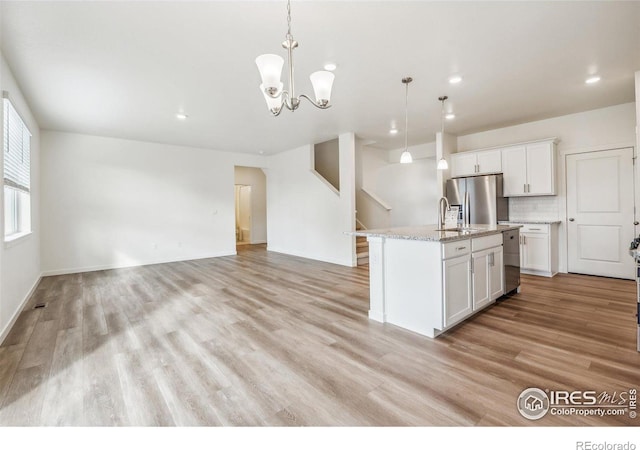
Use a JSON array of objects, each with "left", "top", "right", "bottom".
[{"left": 445, "top": 174, "right": 509, "bottom": 225}]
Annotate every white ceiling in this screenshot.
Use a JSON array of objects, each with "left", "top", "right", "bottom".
[{"left": 1, "top": 1, "right": 639, "bottom": 154}]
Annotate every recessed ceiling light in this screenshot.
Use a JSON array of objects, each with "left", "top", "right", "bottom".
[
  {"left": 176, "top": 112, "right": 188, "bottom": 120},
  {"left": 324, "top": 63, "right": 337, "bottom": 71},
  {"left": 585, "top": 76, "right": 601, "bottom": 84},
  {"left": 259, "top": 151, "right": 265, "bottom": 155},
  {"left": 445, "top": 113, "right": 456, "bottom": 120},
  {"left": 448, "top": 75, "right": 462, "bottom": 84},
  {"left": 389, "top": 128, "right": 399, "bottom": 135}
]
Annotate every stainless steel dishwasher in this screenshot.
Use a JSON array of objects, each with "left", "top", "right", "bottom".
[{"left": 502, "top": 229, "right": 521, "bottom": 294}]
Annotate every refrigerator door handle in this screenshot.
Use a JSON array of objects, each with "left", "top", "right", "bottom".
[{"left": 464, "top": 191, "right": 471, "bottom": 227}]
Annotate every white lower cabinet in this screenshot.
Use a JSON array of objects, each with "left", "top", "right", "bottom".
[
  {"left": 472, "top": 249, "right": 491, "bottom": 310},
  {"left": 472, "top": 246, "right": 504, "bottom": 311},
  {"left": 489, "top": 247, "right": 504, "bottom": 300},
  {"left": 443, "top": 234, "right": 504, "bottom": 329},
  {"left": 511, "top": 223, "right": 559, "bottom": 277},
  {"left": 443, "top": 254, "right": 473, "bottom": 327}
]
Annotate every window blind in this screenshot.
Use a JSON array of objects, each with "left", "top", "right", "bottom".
[{"left": 3, "top": 95, "right": 31, "bottom": 193}]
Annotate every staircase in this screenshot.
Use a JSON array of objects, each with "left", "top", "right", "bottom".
[
  {"left": 356, "top": 221, "right": 369, "bottom": 266},
  {"left": 356, "top": 236, "right": 369, "bottom": 266}
]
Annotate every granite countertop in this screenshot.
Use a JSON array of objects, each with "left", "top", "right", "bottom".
[
  {"left": 499, "top": 220, "right": 562, "bottom": 225},
  {"left": 349, "top": 224, "right": 522, "bottom": 243}
]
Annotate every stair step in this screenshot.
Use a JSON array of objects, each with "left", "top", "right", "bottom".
[
  {"left": 357, "top": 256, "right": 369, "bottom": 266},
  {"left": 356, "top": 241, "right": 368, "bottom": 249},
  {"left": 357, "top": 251, "right": 369, "bottom": 258}
]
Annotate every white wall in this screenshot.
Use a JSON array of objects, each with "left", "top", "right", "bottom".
[
  {"left": 234, "top": 166, "right": 267, "bottom": 244},
  {"left": 40, "top": 131, "right": 264, "bottom": 275},
  {"left": 0, "top": 54, "right": 42, "bottom": 342},
  {"left": 313, "top": 138, "right": 340, "bottom": 191},
  {"left": 266, "top": 133, "right": 356, "bottom": 267},
  {"left": 456, "top": 102, "right": 637, "bottom": 273},
  {"left": 457, "top": 103, "right": 636, "bottom": 153},
  {"left": 357, "top": 141, "right": 439, "bottom": 228},
  {"left": 355, "top": 141, "right": 391, "bottom": 230}
]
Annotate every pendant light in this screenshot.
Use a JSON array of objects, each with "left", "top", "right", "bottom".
[
  {"left": 436, "top": 95, "right": 449, "bottom": 170},
  {"left": 400, "top": 77, "right": 413, "bottom": 164}
]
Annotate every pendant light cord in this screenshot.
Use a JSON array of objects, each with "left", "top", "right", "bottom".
[
  {"left": 441, "top": 98, "right": 445, "bottom": 134},
  {"left": 404, "top": 81, "right": 409, "bottom": 151}
]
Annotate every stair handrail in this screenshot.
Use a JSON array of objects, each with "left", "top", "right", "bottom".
[{"left": 360, "top": 187, "right": 392, "bottom": 211}]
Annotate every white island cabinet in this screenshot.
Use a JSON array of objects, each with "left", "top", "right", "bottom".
[{"left": 356, "top": 225, "right": 518, "bottom": 338}]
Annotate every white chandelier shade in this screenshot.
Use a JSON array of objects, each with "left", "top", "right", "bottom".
[{"left": 309, "top": 71, "right": 335, "bottom": 106}]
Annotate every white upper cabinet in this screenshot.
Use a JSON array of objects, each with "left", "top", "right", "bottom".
[
  {"left": 476, "top": 150, "right": 502, "bottom": 174},
  {"left": 451, "top": 149, "right": 502, "bottom": 177},
  {"left": 501, "top": 140, "right": 556, "bottom": 196},
  {"left": 451, "top": 152, "right": 477, "bottom": 177},
  {"left": 450, "top": 138, "right": 557, "bottom": 196},
  {"left": 501, "top": 145, "right": 528, "bottom": 196}
]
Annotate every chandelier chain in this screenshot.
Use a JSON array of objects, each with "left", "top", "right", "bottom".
[{"left": 286, "top": 0, "right": 293, "bottom": 39}]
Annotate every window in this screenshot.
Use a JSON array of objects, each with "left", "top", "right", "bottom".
[{"left": 3, "top": 93, "right": 31, "bottom": 240}]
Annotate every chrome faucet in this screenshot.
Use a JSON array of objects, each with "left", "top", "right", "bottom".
[{"left": 438, "top": 197, "right": 450, "bottom": 229}]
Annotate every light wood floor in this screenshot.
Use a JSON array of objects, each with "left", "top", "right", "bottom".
[{"left": 0, "top": 244, "right": 638, "bottom": 426}]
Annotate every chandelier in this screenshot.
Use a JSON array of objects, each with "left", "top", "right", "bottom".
[{"left": 255, "top": 0, "right": 335, "bottom": 116}]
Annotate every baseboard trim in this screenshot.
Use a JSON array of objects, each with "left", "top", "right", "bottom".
[
  {"left": 40, "top": 251, "right": 237, "bottom": 277},
  {"left": 368, "top": 310, "right": 384, "bottom": 323},
  {"left": 266, "top": 246, "right": 354, "bottom": 267},
  {"left": 0, "top": 274, "right": 42, "bottom": 345}
]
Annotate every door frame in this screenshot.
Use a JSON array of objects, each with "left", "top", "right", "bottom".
[{"left": 559, "top": 142, "right": 637, "bottom": 275}]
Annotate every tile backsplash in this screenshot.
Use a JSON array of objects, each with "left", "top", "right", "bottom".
[{"left": 508, "top": 196, "right": 560, "bottom": 221}]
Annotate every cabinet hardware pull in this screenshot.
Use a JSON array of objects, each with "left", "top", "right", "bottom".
[
  {"left": 456, "top": 246, "right": 467, "bottom": 251},
  {"left": 568, "top": 218, "right": 575, "bottom": 222},
  {"left": 523, "top": 183, "right": 526, "bottom": 193},
  {"left": 470, "top": 258, "right": 474, "bottom": 273},
  {"left": 635, "top": 221, "right": 639, "bottom": 226},
  {"left": 529, "top": 228, "right": 541, "bottom": 231},
  {"left": 523, "top": 236, "right": 526, "bottom": 245}
]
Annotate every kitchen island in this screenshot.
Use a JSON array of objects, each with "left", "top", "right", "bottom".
[{"left": 352, "top": 224, "right": 522, "bottom": 338}]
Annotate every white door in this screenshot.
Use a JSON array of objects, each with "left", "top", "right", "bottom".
[
  {"left": 567, "top": 148, "right": 635, "bottom": 279},
  {"left": 501, "top": 146, "right": 527, "bottom": 196}
]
